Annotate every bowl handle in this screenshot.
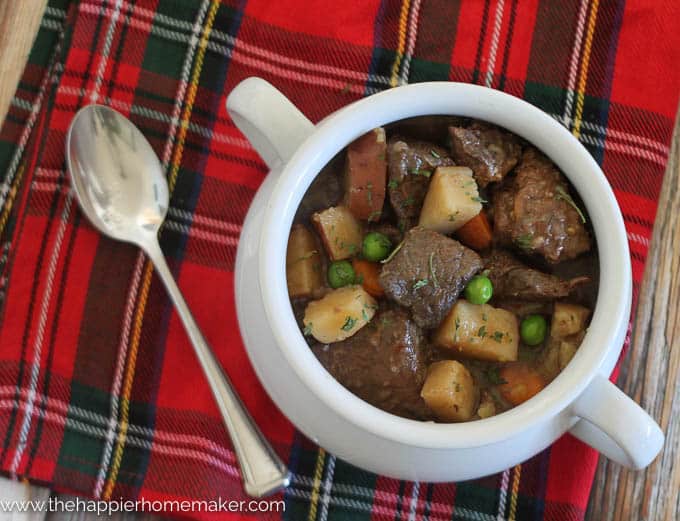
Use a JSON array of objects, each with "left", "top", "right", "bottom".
[
  {"left": 226, "top": 77, "right": 315, "bottom": 170},
  {"left": 568, "top": 374, "right": 664, "bottom": 469}
]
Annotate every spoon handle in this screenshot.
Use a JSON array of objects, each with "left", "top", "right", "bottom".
[{"left": 144, "top": 239, "right": 290, "bottom": 498}]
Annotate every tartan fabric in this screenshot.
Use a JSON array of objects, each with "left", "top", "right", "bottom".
[{"left": 0, "top": 0, "right": 678, "bottom": 519}]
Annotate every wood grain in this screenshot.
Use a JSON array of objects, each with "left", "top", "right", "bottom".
[
  {"left": 0, "top": 0, "right": 48, "bottom": 123},
  {"left": 586, "top": 107, "right": 680, "bottom": 520}
]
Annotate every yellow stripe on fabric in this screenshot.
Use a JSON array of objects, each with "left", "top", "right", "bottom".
[
  {"left": 0, "top": 164, "right": 25, "bottom": 236},
  {"left": 509, "top": 463, "right": 522, "bottom": 521},
  {"left": 101, "top": 0, "right": 222, "bottom": 499},
  {"left": 102, "top": 262, "right": 153, "bottom": 500},
  {"left": 389, "top": 0, "right": 411, "bottom": 87},
  {"left": 572, "top": 0, "right": 600, "bottom": 138},
  {"left": 168, "top": 0, "right": 221, "bottom": 190},
  {"left": 307, "top": 448, "right": 326, "bottom": 521}
]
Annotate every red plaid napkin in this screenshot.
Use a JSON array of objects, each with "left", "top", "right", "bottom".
[{"left": 0, "top": 0, "right": 678, "bottom": 519}]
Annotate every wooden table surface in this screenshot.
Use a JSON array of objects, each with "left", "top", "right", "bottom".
[{"left": 0, "top": 2, "right": 677, "bottom": 520}]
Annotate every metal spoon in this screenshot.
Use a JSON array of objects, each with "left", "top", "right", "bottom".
[{"left": 65, "top": 104, "right": 290, "bottom": 497}]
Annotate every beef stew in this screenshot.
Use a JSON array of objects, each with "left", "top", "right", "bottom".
[{"left": 286, "top": 116, "right": 598, "bottom": 423}]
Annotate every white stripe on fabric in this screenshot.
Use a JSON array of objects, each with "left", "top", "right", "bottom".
[
  {"left": 89, "top": 0, "right": 124, "bottom": 104},
  {"left": 76, "top": 0, "right": 673, "bottom": 162},
  {"left": 91, "top": 0, "right": 213, "bottom": 499},
  {"left": 0, "top": 17, "right": 67, "bottom": 209},
  {"left": 52, "top": 86, "right": 253, "bottom": 151},
  {"left": 44, "top": 5, "right": 67, "bottom": 19},
  {"left": 9, "top": 194, "right": 74, "bottom": 476},
  {"left": 562, "top": 0, "right": 590, "bottom": 123},
  {"left": 496, "top": 468, "right": 510, "bottom": 520},
  {"left": 83, "top": 0, "right": 391, "bottom": 86},
  {"left": 484, "top": 0, "right": 505, "bottom": 88},
  {"left": 319, "top": 454, "right": 336, "bottom": 521},
  {"left": 0, "top": 387, "right": 237, "bottom": 463},
  {"left": 0, "top": 390, "right": 503, "bottom": 521},
  {"left": 399, "top": 0, "right": 423, "bottom": 85},
  {"left": 92, "top": 253, "right": 145, "bottom": 498},
  {"left": 553, "top": 113, "right": 670, "bottom": 155},
  {"left": 407, "top": 481, "right": 420, "bottom": 521},
  {"left": 39, "top": 18, "right": 64, "bottom": 31}
]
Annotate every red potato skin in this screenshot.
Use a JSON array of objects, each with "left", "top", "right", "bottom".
[{"left": 344, "top": 128, "right": 387, "bottom": 221}]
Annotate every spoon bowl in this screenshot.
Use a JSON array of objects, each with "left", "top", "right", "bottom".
[{"left": 66, "top": 105, "right": 169, "bottom": 244}]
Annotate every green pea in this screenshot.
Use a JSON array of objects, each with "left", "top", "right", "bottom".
[
  {"left": 464, "top": 275, "right": 493, "bottom": 305},
  {"left": 362, "top": 232, "right": 392, "bottom": 262},
  {"left": 520, "top": 315, "right": 548, "bottom": 346},
  {"left": 327, "top": 260, "right": 355, "bottom": 288}
]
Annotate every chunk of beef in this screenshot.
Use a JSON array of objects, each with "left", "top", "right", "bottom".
[
  {"left": 449, "top": 122, "right": 521, "bottom": 187},
  {"left": 484, "top": 249, "right": 589, "bottom": 300},
  {"left": 379, "top": 227, "right": 482, "bottom": 329},
  {"left": 312, "top": 309, "right": 432, "bottom": 420},
  {"left": 492, "top": 148, "right": 591, "bottom": 263},
  {"left": 368, "top": 222, "right": 403, "bottom": 245},
  {"left": 387, "top": 138, "right": 455, "bottom": 229}
]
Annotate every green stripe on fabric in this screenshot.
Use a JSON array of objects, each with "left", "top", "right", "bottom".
[
  {"left": 56, "top": 382, "right": 111, "bottom": 478},
  {"left": 322, "top": 459, "right": 377, "bottom": 521},
  {"left": 408, "top": 57, "right": 450, "bottom": 82},
  {"left": 452, "top": 481, "right": 499, "bottom": 519}
]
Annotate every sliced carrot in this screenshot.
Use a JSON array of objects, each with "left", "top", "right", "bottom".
[
  {"left": 498, "top": 362, "right": 545, "bottom": 406},
  {"left": 455, "top": 210, "right": 493, "bottom": 251},
  {"left": 352, "top": 259, "right": 384, "bottom": 298}
]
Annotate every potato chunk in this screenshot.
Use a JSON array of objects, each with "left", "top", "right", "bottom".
[
  {"left": 420, "top": 360, "right": 477, "bottom": 422},
  {"left": 433, "top": 300, "right": 519, "bottom": 362},
  {"left": 311, "top": 205, "right": 364, "bottom": 261},
  {"left": 418, "top": 166, "right": 483, "bottom": 234},
  {"left": 344, "top": 128, "right": 387, "bottom": 221},
  {"left": 286, "top": 224, "right": 324, "bottom": 299},
  {"left": 551, "top": 302, "right": 590, "bottom": 338},
  {"left": 303, "top": 285, "right": 376, "bottom": 344}
]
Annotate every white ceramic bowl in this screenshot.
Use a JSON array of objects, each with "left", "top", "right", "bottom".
[{"left": 227, "top": 78, "right": 663, "bottom": 481}]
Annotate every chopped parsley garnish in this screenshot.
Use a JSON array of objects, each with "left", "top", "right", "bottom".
[
  {"left": 402, "top": 196, "right": 416, "bottom": 207},
  {"left": 377, "top": 153, "right": 385, "bottom": 161},
  {"left": 296, "top": 250, "right": 318, "bottom": 262},
  {"left": 429, "top": 252, "right": 439, "bottom": 288},
  {"left": 381, "top": 239, "right": 404, "bottom": 264},
  {"left": 471, "top": 195, "right": 488, "bottom": 203},
  {"left": 482, "top": 313, "right": 488, "bottom": 321},
  {"left": 362, "top": 309, "right": 369, "bottom": 321},
  {"left": 368, "top": 210, "right": 382, "bottom": 221},
  {"left": 555, "top": 186, "right": 586, "bottom": 223},
  {"left": 341, "top": 316, "right": 357, "bottom": 331},
  {"left": 486, "top": 367, "right": 507, "bottom": 385},
  {"left": 303, "top": 323, "right": 313, "bottom": 336},
  {"left": 412, "top": 279, "right": 429, "bottom": 290},
  {"left": 409, "top": 167, "right": 432, "bottom": 177},
  {"left": 430, "top": 149, "right": 441, "bottom": 159},
  {"left": 515, "top": 233, "right": 534, "bottom": 251},
  {"left": 455, "top": 317, "right": 461, "bottom": 330},
  {"left": 478, "top": 325, "right": 487, "bottom": 338},
  {"left": 492, "top": 331, "right": 505, "bottom": 343},
  {"left": 388, "top": 179, "right": 399, "bottom": 189}
]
